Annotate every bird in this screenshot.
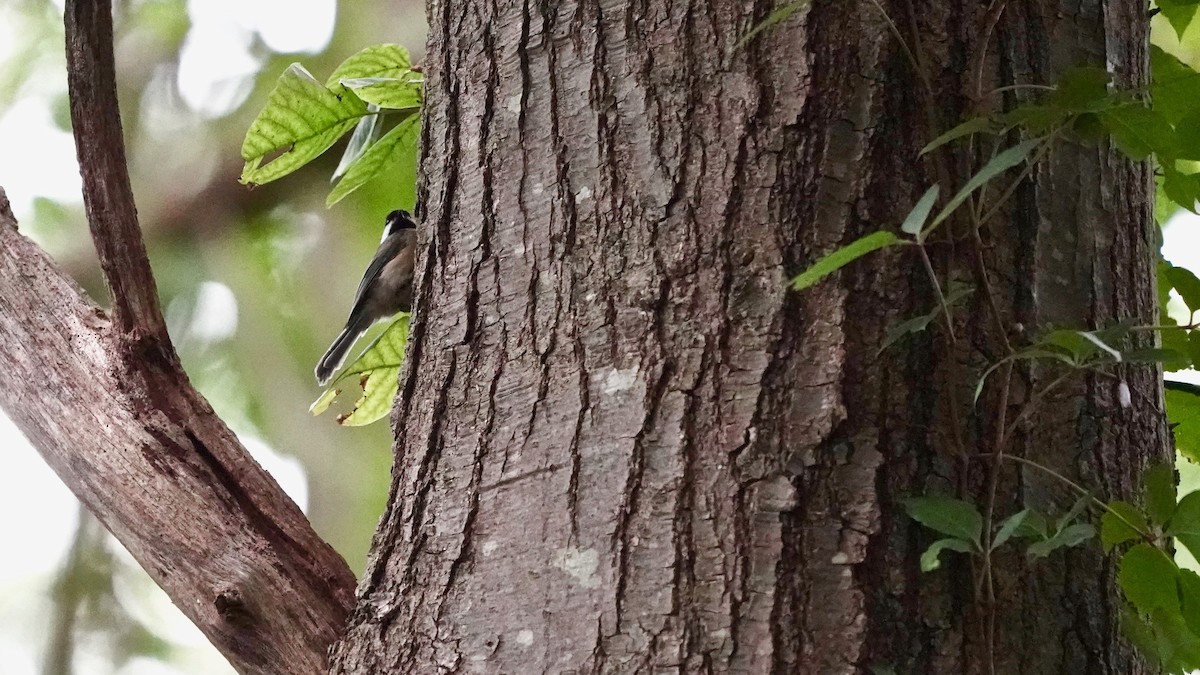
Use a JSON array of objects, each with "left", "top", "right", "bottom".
[{"left": 314, "top": 209, "right": 417, "bottom": 386}]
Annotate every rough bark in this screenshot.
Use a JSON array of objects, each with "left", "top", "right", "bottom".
[
  {"left": 0, "top": 3, "right": 357, "bottom": 673},
  {"left": 335, "top": 0, "right": 1165, "bottom": 673}
]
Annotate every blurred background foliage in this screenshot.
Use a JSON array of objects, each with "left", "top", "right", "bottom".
[
  {"left": 0, "top": 0, "right": 424, "bottom": 672},
  {"left": 5, "top": 1, "right": 1200, "bottom": 674}
]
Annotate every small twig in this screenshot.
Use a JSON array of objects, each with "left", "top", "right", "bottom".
[
  {"left": 917, "top": 244, "right": 957, "bottom": 344},
  {"left": 65, "top": 0, "right": 169, "bottom": 342}
]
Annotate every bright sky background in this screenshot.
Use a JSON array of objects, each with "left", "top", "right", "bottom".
[{"left": 0, "top": 1, "right": 335, "bottom": 673}]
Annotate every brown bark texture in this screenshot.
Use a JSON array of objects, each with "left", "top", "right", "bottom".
[
  {"left": 334, "top": 0, "right": 1167, "bottom": 673},
  {"left": 0, "top": 3, "right": 356, "bottom": 673}
]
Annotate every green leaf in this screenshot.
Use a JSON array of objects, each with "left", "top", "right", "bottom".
[
  {"left": 1014, "top": 510, "right": 1051, "bottom": 540},
  {"left": 1122, "top": 607, "right": 1164, "bottom": 668},
  {"left": 1058, "top": 493, "right": 1094, "bottom": 531},
  {"left": 1174, "top": 111, "right": 1200, "bottom": 162},
  {"left": 1026, "top": 522, "right": 1095, "bottom": 558},
  {"left": 733, "top": 0, "right": 811, "bottom": 50},
  {"left": 240, "top": 64, "right": 367, "bottom": 186},
  {"left": 931, "top": 138, "right": 1041, "bottom": 228},
  {"left": 1162, "top": 329, "right": 1195, "bottom": 372},
  {"left": 327, "top": 113, "right": 421, "bottom": 206},
  {"left": 326, "top": 44, "right": 413, "bottom": 91},
  {"left": 1180, "top": 569, "right": 1200, "bottom": 637},
  {"left": 920, "top": 537, "right": 974, "bottom": 571},
  {"left": 311, "top": 315, "right": 410, "bottom": 426},
  {"left": 1162, "top": 258, "right": 1178, "bottom": 309},
  {"left": 344, "top": 77, "right": 424, "bottom": 110},
  {"left": 1100, "top": 103, "right": 1174, "bottom": 161},
  {"left": 1152, "top": 46, "right": 1200, "bottom": 126},
  {"left": 901, "top": 185, "right": 940, "bottom": 237},
  {"left": 1002, "top": 105, "right": 1066, "bottom": 134},
  {"left": 1167, "top": 265, "right": 1200, "bottom": 315},
  {"left": 904, "top": 496, "right": 983, "bottom": 546},
  {"left": 1168, "top": 385, "right": 1200, "bottom": 463},
  {"left": 1152, "top": 606, "right": 1200, "bottom": 672},
  {"left": 879, "top": 283, "right": 973, "bottom": 353},
  {"left": 1162, "top": 163, "right": 1200, "bottom": 214},
  {"left": 1124, "top": 348, "right": 1187, "bottom": 364},
  {"left": 1158, "top": 0, "right": 1200, "bottom": 40},
  {"left": 1188, "top": 333, "right": 1200, "bottom": 370},
  {"left": 1119, "top": 543, "right": 1179, "bottom": 614},
  {"left": 1169, "top": 490, "right": 1200, "bottom": 561},
  {"left": 1101, "top": 501, "right": 1148, "bottom": 552},
  {"left": 992, "top": 509, "right": 1031, "bottom": 550},
  {"left": 308, "top": 387, "right": 339, "bottom": 416},
  {"left": 1048, "top": 66, "right": 1112, "bottom": 113},
  {"left": 1147, "top": 464, "right": 1180, "bottom": 526},
  {"left": 791, "top": 231, "right": 903, "bottom": 291},
  {"left": 919, "top": 117, "right": 993, "bottom": 157}
]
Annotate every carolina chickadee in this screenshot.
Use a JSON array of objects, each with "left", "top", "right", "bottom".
[{"left": 314, "top": 209, "right": 417, "bottom": 385}]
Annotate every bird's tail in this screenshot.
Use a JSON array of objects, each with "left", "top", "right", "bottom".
[{"left": 315, "top": 317, "right": 369, "bottom": 386}]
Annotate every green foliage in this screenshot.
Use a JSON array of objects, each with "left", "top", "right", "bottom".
[
  {"left": 900, "top": 185, "right": 940, "bottom": 238},
  {"left": 240, "top": 44, "right": 423, "bottom": 204},
  {"left": 903, "top": 496, "right": 982, "bottom": 545},
  {"left": 790, "top": 231, "right": 904, "bottom": 291},
  {"left": 929, "top": 138, "right": 1041, "bottom": 230},
  {"left": 327, "top": 113, "right": 420, "bottom": 206},
  {"left": 1101, "top": 501, "right": 1148, "bottom": 552},
  {"left": 918, "top": 117, "right": 993, "bottom": 156},
  {"left": 880, "top": 283, "right": 972, "bottom": 353},
  {"left": 239, "top": 63, "right": 367, "bottom": 186},
  {"left": 310, "top": 315, "right": 410, "bottom": 426},
  {"left": 1158, "top": 0, "right": 1200, "bottom": 39},
  {"left": 1169, "top": 385, "right": 1200, "bottom": 463}
]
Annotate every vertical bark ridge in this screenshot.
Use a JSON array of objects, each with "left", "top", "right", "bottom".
[{"left": 330, "top": 0, "right": 1164, "bottom": 672}]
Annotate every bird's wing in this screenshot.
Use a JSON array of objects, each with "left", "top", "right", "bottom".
[{"left": 346, "top": 234, "right": 404, "bottom": 317}]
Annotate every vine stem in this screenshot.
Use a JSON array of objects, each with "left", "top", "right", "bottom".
[
  {"left": 974, "top": 453, "right": 1155, "bottom": 542},
  {"left": 917, "top": 244, "right": 957, "bottom": 344}
]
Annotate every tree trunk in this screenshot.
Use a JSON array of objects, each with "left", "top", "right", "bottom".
[{"left": 331, "top": 0, "right": 1165, "bottom": 672}]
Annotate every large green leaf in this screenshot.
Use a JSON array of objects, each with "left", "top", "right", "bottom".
[
  {"left": 326, "top": 44, "right": 413, "bottom": 91},
  {"left": 903, "top": 496, "right": 982, "bottom": 546},
  {"left": 791, "top": 231, "right": 904, "bottom": 291},
  {"left": 1101, "top": 501, "right": 1148, "bottom": 552},
  {"left": 310, "top": 315, "right": 410, "bottom": 426},
  {"left": 1168, "top": 384, "right": 1200, "bottom": 463},
  {"left": 1147, "top": 463, "right": 1180, "bottom": 526},
  {"left": 1152, "top": 46, "right": 1200, "bottom": 126},
  {"left": 1166, "top": 265, "right": 1200, "bottom": 316},
  {"left": 1048, "top": 66, "right": 1112, "bottom": 113},
  {"left": 1162, "top": 163, "right": 1200, "bottom": 214},
  {"left": 1170, "top": 490, "right": 1200, "bottom": 561},
  {"left": 327, "top": 113, "right": 421, "bottom": 206},
  {"left": 1119, "top": 543, "right": 1179, "bottom": 614},
  {"left": 1158, "top": 0, "right": 1200, "bottom": 40},
  {"left": 1100, "top": 103, "right": 1174, "bottom": 161},
  {"left": 240, "top": 64, "right": 367, "bottom": 186}
]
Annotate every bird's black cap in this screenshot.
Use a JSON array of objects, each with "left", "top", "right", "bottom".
[{"left": 382, "top": 209, "right": 417, "bottom": 239}]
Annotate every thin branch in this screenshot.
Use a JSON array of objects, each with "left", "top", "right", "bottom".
[{"left": 64, "top": 0, "right": 168, "bottom": 341}]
